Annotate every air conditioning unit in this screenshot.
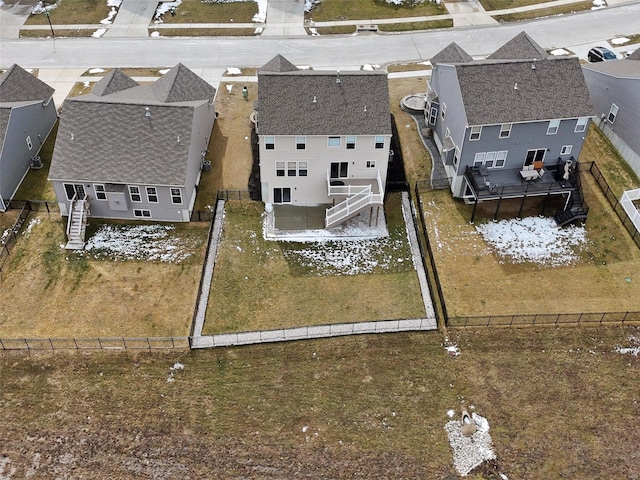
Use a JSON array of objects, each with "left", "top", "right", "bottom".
[{"left": 30, "top": 156, "right": 43, "bottom": 169}]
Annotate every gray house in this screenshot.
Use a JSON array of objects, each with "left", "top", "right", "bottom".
[
  {"left": 255, "top": 55, "right": 392, "bottom": 229},
  {"left": 49, "top": 64, "right": 216, "bottom": 224},
  {"left": 425, "top": 32, "right": 594, "bottom": 223},
  {"left": 583, "top": 49, "right": 640, "bottom": 178},
  {"left": 0, "top": 64, "right": 57, "bottom": 211}
]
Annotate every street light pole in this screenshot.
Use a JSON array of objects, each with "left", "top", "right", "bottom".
[{"left": 43, "top": 1, "right": 55, "bottom": 39}]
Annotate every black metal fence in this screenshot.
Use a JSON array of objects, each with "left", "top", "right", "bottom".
[
  {"left": 586, "top": 161, "right": 640, "bottom": 249},
  {"left": 0, "top": 337, "right": 190, "bottom": 350},
  {"left": 217, "top": 189, "right": 253, "bottom": 201},
  {"left": 449, "top": 311, "right": 640, "bottom": 328},
  {"left": 0, "top": 201, "right": 33, "bottom": 281},
  {"left": 410, "top": 184, "right": 448, "bottom": 327}
]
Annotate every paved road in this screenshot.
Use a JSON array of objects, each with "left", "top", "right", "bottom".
[{"left": 2, "top": 3, "right": 639, "bottom": 70}]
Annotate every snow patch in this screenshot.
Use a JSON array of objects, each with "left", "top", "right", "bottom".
[
  {"left": 615, "top": 335, "right": 640, "bottom": 356},
  {"left": 226, "top": 67, "right": 242, "bottom": 75},
  {"left": 92, "top": 28, "right": 107, "bottom": 38},
  {"left": 611, "top": 37, "right": 630, "bottom": 45},
  {"left": 550, "top": 48, "right": 570, "bottom": 56},
  {"left": 89, "top": 68, "right": 105, "bottom": 74},
  {"left": 475, "top": 217, "right": 589, "bottom": 267}
]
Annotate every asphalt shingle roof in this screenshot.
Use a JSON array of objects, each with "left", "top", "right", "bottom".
[
  {"left": 582, "top": 56, "right": 640, "bottom": 79},
  {"left": 92, "top": 69, "right": 139, "bottom": 96},
  {"left": 430, "top": 43, "right": 473, "bottom": 66},
  {"left": 49, "top": 65, "right": 215, "bottom": 185},
  {"left": 260, "top": 54, "right": 299, "bottom": 73},
  {"left": 455, "top": 57, "right": 593, "bottom": 125},
  {"left": 257, "top": 56, "right": 391, "bottom": 136},
  {"left": 628, "top": 49, "right": 640, "bottom": 61},
  {"left": 487, "top": 31, "right": 550, "bottom": 60},
  {"left": 0, "top": 64, "right": 55, "bottom": 103}
]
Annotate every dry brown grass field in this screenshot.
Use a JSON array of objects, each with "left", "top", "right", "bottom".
[{"left": 1, "top": 326, "right": 638, "bottom": 478}]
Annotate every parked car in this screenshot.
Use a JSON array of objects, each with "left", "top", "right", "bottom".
[{"left": 588, "top": 46, "right": 618, "bottom": 62}]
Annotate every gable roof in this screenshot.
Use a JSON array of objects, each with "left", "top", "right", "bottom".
[
  {"left": 487, "top": 31, "right": 550, "bottom": 60},
  {"left": 257, "top": 64, "right": 391, "bottom": 136},
  {"left": 260, "top": 54, "right": 299, "bottom": 73},
  {"left": 454, "top": 57, "right": 593, "bottom": 125},
  {"left": 92, "top": 69, "right": 139, "bottom": 97},
  {"left": 582, "top": 54, "right": 640, "bottom": 79},
  {"left": 152, "top": 63, "right": 216, "bottom": 103},
  {"left": 0, "top": 64, "right": 54, "bottom": 104},
  {"left": 430, "top": 42, "right": 473, "bottom": 66},
  {"left": 49, "top": 64, "right": 215, "bottom": 185}
]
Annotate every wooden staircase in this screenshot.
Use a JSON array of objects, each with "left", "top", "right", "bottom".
[{"left": 65, "top": 194, "right": 90, "bottom": 250}]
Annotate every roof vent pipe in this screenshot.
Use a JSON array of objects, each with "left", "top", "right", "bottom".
[{"left": 336, "top": 71, "right": 341, "bottom": 84}]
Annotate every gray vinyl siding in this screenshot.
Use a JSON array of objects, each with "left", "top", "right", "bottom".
[
  {"left": 583, "top": 69, "right": 640, "bottom": 176},
  {"left": 431, "top": 65, "right": 467, "bottom": 153},
  {"left": 458, "top": 118, "right": 590, "bottom": 172},
  {"left": 0, "top": 101, "right": 57, "bottom": 208}
]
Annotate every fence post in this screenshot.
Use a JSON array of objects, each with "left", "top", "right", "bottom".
[
  {"left": 147, "top": 337, "right": 151, "bottom": 349},
  {"left": 0, "top": 338, "right": 4, "bottom": 350},
  {"left": 24, "top": 338, "right": 29, "bottom": 350},
  {"left": 98, "top": 338, "right": 103, "bottom": 349},
  {"left": 578, "top": 313, "right": 583, "bottom": 324},
  {"left": 49, "top": 338, "right": 54, "bottom": 349},
  {"left": 622, "top": 312, "right": 627, "bottom": 324},
  {"left": 74, "top": 338, "right": 79, "bottom": 349},
  {"left": 532, "top": 315, "right": 537, "bottom": 326}
]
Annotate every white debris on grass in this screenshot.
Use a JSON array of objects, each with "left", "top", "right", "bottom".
[
  {"left": 445, "top": 344, "right": 461, "bottom": 357},
  {"left": 445, "top": 412, "right": 496, "bottom": 477},
  {"left": 611, "top": 37, "right": 630, "bottom": 45},
  {"left": 550, "top": 48, "right": 570, "bottom": 56},
  {"left": 24, "top": 218, "right": 42, "bottom": 236},
  {"left": 170, "top": 362, "right": 185, "bottom": 370},
  {"left": 226, "top": 84, "right": 234, "bottom": 93},
  {"left": 475, "top": 216, "right": 589, "bottom": 267},
  {"left": 615, "top": 335, "right": 640, "bottom": 356},
  {"left": 447, "top": 409, "right": 456, "bottom": 418},
  {"left": 92, "top": 28, "right": 107, "bottom": 38},
  {"left": 226, "top": 67, "right": 242, "bottom": 75},
  {"left": 82, "top": 224, "right": 196, "bottom": 263}
]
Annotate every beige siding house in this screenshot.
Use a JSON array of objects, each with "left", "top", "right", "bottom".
[{"left": 255, "top": 55, "right": 392, "bottom": 229}]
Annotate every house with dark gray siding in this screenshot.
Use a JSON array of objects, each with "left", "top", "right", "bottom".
[
  {"left": 0, "top": 65, "right": 57, "bottom": 211},
  {"left": 255, "top": 55, "right": 392, "bottom": 229},
  {"left": 583, "top": 49, "right": 640, "bottom": 178},
  {"left": 49, "top": 64, "right": 216, "bottom": 223},
  {"left": 425, "top": 32, "right": 594, "bottom": 223}
]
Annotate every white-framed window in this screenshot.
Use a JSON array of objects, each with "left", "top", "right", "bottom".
[
  {"left": 94, "top": 184, "right": 107, "bottom": 201},
  {"left": 273, "top": 187, "right": 291, "bottom": 204},
  {"left": 330, "top": 162, "right": 348, "bottom": 178},
  {"left": 64, "top": 183, "right": 85, "bottom": 201},
  {"left": 608, "top": 104, "right": 618, "bottom": 123},
  {"left": 441, "top": 103, "right": 447, "bottom": 120},
  {"left": 133, "top": 209, "right": 151, "bottom": 218},
  {"left": 374, "top": 136, "right": 385, "bottom": 149},
  {"left": 296, "top": 136, "right": 306, "bottom": 150},
  {"left": 575, "top": 117, "right": 588, "bottom": 133},
  {"left": 525, "top": 149, "right": 546, "bottom": 166},
  {"left": 469, "top": 126, "right": 482, "bottom": 141},
  {"left": 170, "top": 188, "right": 182, "bottom": 204},
  {"left": 453, "top": 147, "right": 460, "bottom": 167},
  {"left": 299, "top": 161, "right": 308, "bottom": 176},
  {"left": 265, "top": 136, "right": 275, "bottom": 150},
  {"left": 473, "top": 152, "right": 486, "bottom": 167},
  {"left": 276, "top": 161, "right": 285, "bottom": 177},
  {"left": 129, "top": 186, "right": 142, "bottom": 202},
  {"left": 287, "top": 161, "right": 297, "bottom": 176},
  {"left": 346, "top": 136, "right": 356, "bottom": 150},
  {"left": 474, "top": 151, "right": 507, "bottom": 168},
  {"left": 366, "top": 160, "right": 376, "bottom": 168},
  {"left": 561, "top": 145, "right": 573, "bottom": 155},
  {"left": 146, "top": 186, "right": 158, "bottom": 203},
  {"left": 428, "top": 106, "right": 438, "bottom": 125},
  {"left": 500, "top": 123, "right": 512, "bottom": 138},
  {"left": 547, "top": 119, "right": 560, "bottom": 135},
  {"left": 328, "top": 136, "right": 341, "bottom": 147},
  {"left": 26, "top": 136, "right": 33, "bottom": 150}
]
